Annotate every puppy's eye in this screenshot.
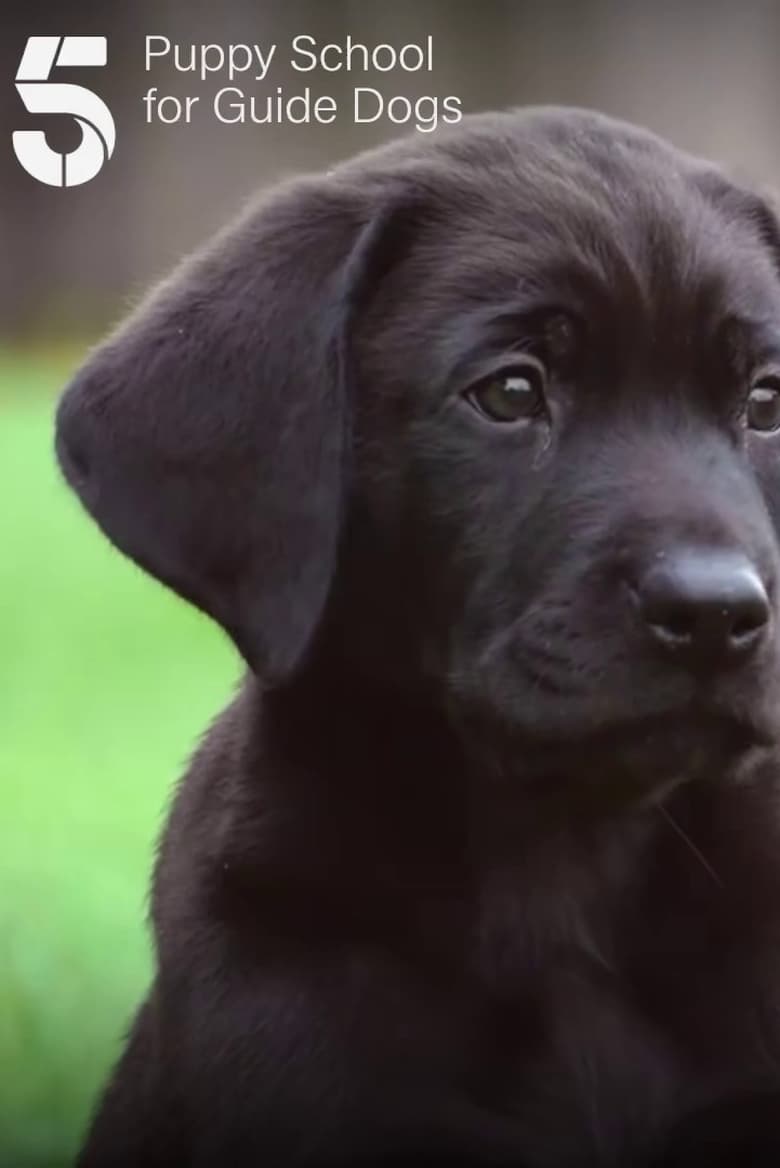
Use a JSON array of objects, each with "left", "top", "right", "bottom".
[
  {"left": 465, "top": 360, "right": 546, "bottom": 424},
  {"left": 747, "top": 377, "right": 780, "bottom": 432}
]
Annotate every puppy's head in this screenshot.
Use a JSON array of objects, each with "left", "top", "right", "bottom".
[{"left": 56, "top": 108, "right": 780, "bottom": 806}]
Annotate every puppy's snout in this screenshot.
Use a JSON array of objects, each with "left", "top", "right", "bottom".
[{"left": 631, "top": 548, "right": 771, "bottom": 670}]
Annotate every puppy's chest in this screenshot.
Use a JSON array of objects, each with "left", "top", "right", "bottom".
[
  {"left": 470, "top": 878, "right": 686, "bottom": 1166},
  {"left": 480, "top": 963, "right": 683, "bottom": 1166}
]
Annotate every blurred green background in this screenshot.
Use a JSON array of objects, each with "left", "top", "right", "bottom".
[
  {"left": 6, "top": 0, "right": 780, "bottom": 1164},
  {"left": 0, "top": 350, "right": 239, "bottom": 1166}
]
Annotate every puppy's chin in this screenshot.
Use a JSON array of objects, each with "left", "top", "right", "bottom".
[
  {"left": 542, "top": 714, "right": 773, "bottom": 814},
  {"left": 455, "top": 705, "right": 777, "bottom": 817}
]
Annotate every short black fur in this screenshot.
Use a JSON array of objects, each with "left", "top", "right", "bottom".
[{"left": 57, "top": 107, "right": 780, "bottom": 1166}]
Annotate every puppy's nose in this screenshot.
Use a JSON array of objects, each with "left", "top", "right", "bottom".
[{"left": 634, "top": 549, "right": 770, "bottom": 669}]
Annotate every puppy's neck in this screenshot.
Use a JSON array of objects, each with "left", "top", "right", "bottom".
[
  {"left": 255, "top": 657, "right": 654, "bottom": 871},
  {"left": 251, "top": 661, "right": 662, "bottom": 986}
]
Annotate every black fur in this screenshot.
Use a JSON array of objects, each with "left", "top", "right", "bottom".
[{"left": 56, "top": 107, "right": 780, "bottom": 1166}]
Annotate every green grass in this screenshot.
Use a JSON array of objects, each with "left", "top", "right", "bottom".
[{"left": 0, "top": 350, "right": 240, "bottom": 1167}]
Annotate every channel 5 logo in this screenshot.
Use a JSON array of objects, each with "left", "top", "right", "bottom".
[{"left": 13, "top": 35, "right": 115, "bottom": 187}]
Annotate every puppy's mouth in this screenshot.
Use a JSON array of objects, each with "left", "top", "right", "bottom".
[
  {"left": 532, "top": 700, "right": 775, "bottom": 750},
  {"left": 518, "top": 705, "right": 775, "bottom": 812},
  {"left": 453, "top": 682, "right": 778, "bottom": 813},
  {"left": 453, "top": 634, "right": 779, "bottom": 810}
]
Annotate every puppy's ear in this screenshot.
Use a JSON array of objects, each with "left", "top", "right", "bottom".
[
  {"left": 746, "top": 186, "right": 780, "bottom": 270},
  {"left": 55, "top": 178, "right": 399, "bottom": 681},
  {"left": 697, "top": 167, "right": 780, "bottom": 269}
]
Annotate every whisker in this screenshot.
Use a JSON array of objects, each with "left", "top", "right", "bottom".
[{"left": 656, "top": 804, "right": 724, "bottom": 889}]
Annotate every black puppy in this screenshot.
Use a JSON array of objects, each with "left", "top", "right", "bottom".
[{"left": 57, "top": 107, "right": 780, "bottom": 1166}]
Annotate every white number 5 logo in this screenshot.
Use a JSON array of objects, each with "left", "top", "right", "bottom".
[{"left": 13, "top": 36, "right": 115, "bottom": 187}]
